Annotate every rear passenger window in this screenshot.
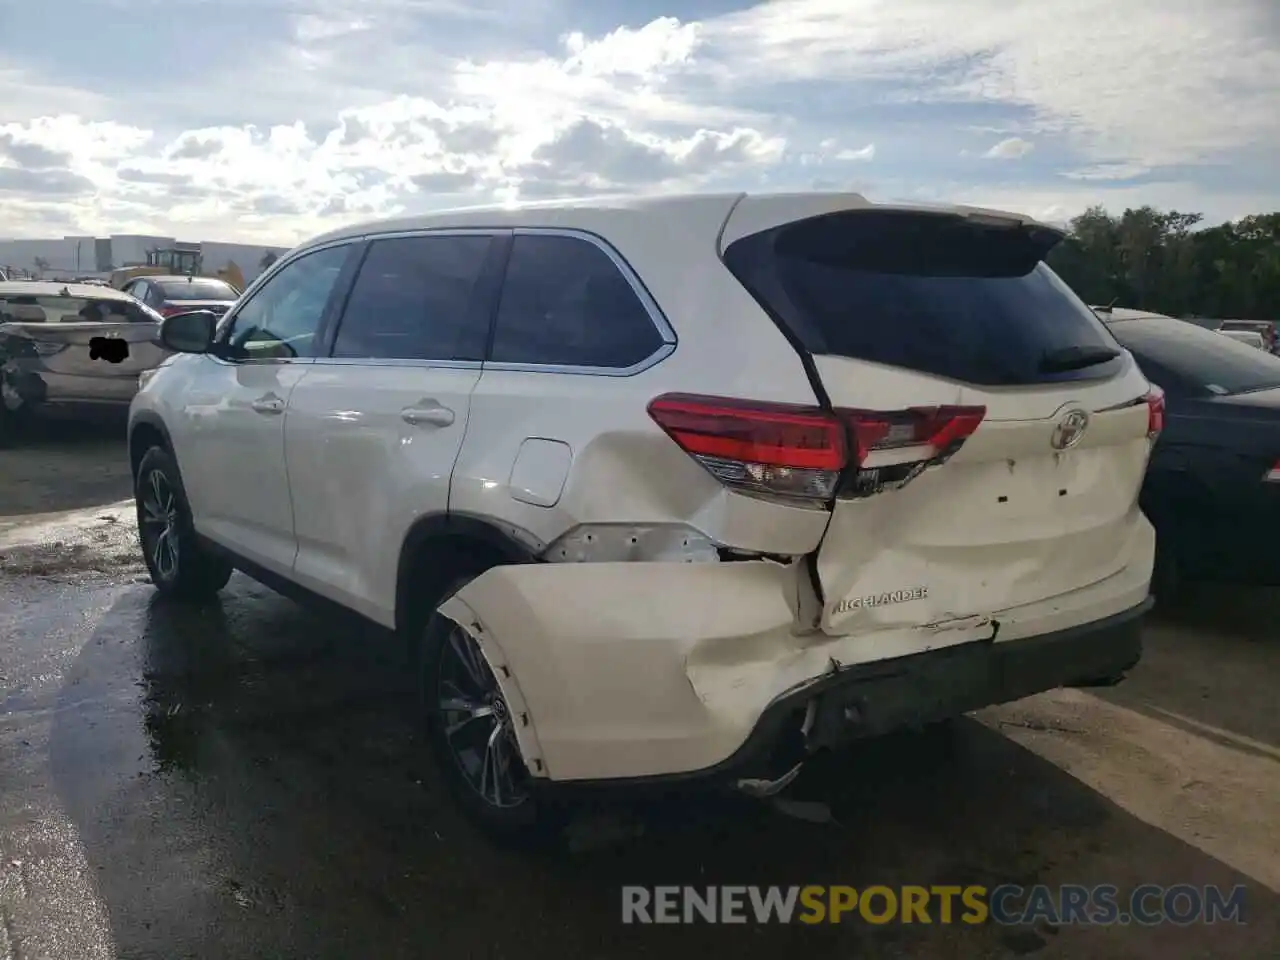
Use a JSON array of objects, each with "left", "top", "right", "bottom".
[
  {"left": 331, "top": 235, "right": 493, "bottom": 361},
  {"left": 490, "top": 234, "right": 664, "bottom": 369},
  {"left": 724, "top": 211, "right": 1125, "bottom": 387}
]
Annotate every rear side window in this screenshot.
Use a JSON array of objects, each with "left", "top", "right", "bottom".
[
  {"left": 490, "top": 234, "right": 664, "bottom": 369},
  {"left": 331, "top": 235, "right": 493, "bottom": 362},
  {"left": 724, "top": 211, "right": 1125, "bottom": 387}
]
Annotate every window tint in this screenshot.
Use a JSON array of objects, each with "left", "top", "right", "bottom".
[
  {"left": 331, "top": 235, "right": 493, "bottom": 361},
  {"left": 724, "top": 211, "right": 1125, "bottom": 387},
  {"left": 157, "top": 277, "right": 239, "bottom": 301},
  {"left": 225, "top": 245, "right": 351, "bottom": 360},
  {"left": 490, "top": 234, "right": 664, "bottom": 368},
  {"left": 1108, "top": 317, "right": 1280, "bottom": 396}
]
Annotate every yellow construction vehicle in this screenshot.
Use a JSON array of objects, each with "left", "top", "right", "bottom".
[{"left": 109, "top": 247, "right": 244, "bottom": 293}]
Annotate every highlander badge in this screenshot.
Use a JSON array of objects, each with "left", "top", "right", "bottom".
[{"left": 833, "top": 586, "right": 928, "bottom": 614}]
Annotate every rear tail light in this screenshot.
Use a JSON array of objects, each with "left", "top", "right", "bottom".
[
  {"left": 1264, "top": 460, "right": 1280, "bottom": 483},
  {"left": 1144, "top": 388, "right": 1165, "bottom": 439},
  {"left": 159, "top": 305, "right": 183, "bottom": 317},
  {"left": 647, "top": 394, "right": 986, "bottom": 506},
  {"left": 647, "top": 394, "right": 847, "bottom": 505},
  {"left": 838, "top": 406, "right": 986, "bottom": 465}
]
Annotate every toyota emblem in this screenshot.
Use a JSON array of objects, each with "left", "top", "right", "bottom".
[{"left": 1050, "top": 409, "right": 1090, "bottom": 450}]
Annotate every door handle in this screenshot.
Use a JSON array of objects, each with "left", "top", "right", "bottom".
[
  {"left": 401, "top": 404, "right": 455, "bottom": 427},
  {"left": 251, "top": 394, "right": 285, "bottom": 415}
]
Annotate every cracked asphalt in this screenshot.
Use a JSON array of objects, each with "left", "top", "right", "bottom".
[{"left": 2, "top": 423, "right": 1279, "bottom": 959}]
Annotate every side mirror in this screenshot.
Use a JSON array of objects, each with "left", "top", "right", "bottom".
[{"left": 159, "top": 310, "right": 217, "bottom": 354}]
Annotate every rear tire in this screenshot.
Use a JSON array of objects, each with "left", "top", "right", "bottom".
[
  {"left": 135, "top": 446, "right": 232, "bottom": 601},
  {"left": 417, "top": 574, "right": 564, "bottom": 846}
]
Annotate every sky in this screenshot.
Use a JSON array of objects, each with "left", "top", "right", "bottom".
[{"left": 0, "top": 0, "right": 1277, "bottom": 244}]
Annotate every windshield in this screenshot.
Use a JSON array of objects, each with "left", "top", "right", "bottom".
[
  {"left": 158, "top": 278, "right": 238, "bottom": 300},
  {"left": 0, "top": 294, "right": 159, "bottom": 324},
  {"left": 1108, "top": 316, "right": 1280, "bottom": 395}
]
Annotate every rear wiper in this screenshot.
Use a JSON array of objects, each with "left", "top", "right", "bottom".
[{"left": 1039, "top": 344, "right": 1120, "bottom": 373}]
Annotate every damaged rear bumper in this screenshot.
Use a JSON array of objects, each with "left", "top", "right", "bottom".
[{"left": 437, "top": 561, "right": 1150, "bottom": 788}]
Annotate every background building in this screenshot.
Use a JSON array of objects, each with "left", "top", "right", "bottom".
[{"left": 0, "top": 234, "right": 290, "bottom": 286}]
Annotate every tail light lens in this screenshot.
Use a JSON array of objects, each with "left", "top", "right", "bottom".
[
  {"left": 838, "top": 406, "right": 986, "bottom": 465},
  {"left": 1144, "top": 388, "right": 1165, "bottom": 439},
  {"left": 647, "top": 394, "right": 847, "bottom": 505},
  {"left": 1264, "top": 460, "right": 1280, "bottom": 483},
  {"left": 647, "top": 394, "right": 986, "bottom": 506}
]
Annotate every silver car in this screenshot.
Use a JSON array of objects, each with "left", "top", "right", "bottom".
[{"left": 0, "top": 281, "right": 172, "bottom": 442}]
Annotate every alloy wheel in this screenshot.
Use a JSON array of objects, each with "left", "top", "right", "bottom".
[
  {"left": 140, "top": 469, "right": 181, "bottom": 581},
  {"left": 436, "top": 624, "right": 530, "bottom": 809}
]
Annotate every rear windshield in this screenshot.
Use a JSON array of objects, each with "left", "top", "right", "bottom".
[
  {"left": 0, "top": 294, "right": 157, "bottom": 323},
  {"left": 723, "top": 210, "right": 1125, "bottom": 387},
  {"left": 1108, "top": 316, "right": 1280, "bottom": 396},
  {"left": 158, "top": 278, "right": 238, "bottom": 300}
]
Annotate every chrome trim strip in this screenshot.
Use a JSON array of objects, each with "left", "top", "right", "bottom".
[{"left": 310, "top": 357, "right": 483, "bottom": 370}]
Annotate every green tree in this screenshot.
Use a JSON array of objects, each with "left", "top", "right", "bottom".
[{"left": 1048, "top": 206, "right": 1280, "bottom": 322}]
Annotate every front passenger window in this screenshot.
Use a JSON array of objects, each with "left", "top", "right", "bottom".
[{"left": 225, "top": 245, "right": 352, "bottom": 360}]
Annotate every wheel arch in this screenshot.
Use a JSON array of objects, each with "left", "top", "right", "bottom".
[
  {"left": 128, "top": 412, "right": 175, "bottom": 482},
  {"left": 395, "top": 512, "right": 542, "bottom": 633}
]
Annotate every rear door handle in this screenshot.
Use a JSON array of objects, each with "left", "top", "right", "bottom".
[
  {"left": 401, "top": 404, "right": 455, "bottom": 427},
  {"left": 251, "top": 394, "right": 285, "bottom": 415}
]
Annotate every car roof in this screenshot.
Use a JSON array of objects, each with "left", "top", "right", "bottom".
[
  {"left": 0, "top": 280, "right": 134, "bottom": 301},
  {"left": 297, "top": 190, "right": 1060, "bottom": 253}
]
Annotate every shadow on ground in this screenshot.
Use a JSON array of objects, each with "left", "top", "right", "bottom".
[
  {"left": 1098, "top": 585, "right": 1280, "bottom": 750},
  {"left": 0, "top": 413, "right": 131, "bottom": 519},
  {"left": 47, "top": 578, "right": 1280, "bottom": 959}
]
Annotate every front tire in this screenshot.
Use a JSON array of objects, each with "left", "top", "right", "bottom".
[
  {"left": 135, "top": 446, "right": 232, "bottom": 601},
  {"left": 418, "top": 577, "right": 562, "bottom": 845}
]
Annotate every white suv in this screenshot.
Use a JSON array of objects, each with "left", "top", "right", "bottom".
[{"left": 128, "top": 192, "right": 1161, "bottom": 839}]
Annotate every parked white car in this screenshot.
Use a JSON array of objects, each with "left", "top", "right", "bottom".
[
  {"left": 1218, "top": 329, "right": 1267, "bottom": 350},
  {"left": 128, "top": 192, "right": 1161, "bottom": 840}
]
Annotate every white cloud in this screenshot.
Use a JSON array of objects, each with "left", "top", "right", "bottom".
[
  {"left": 0, "top": 0, "right": 1275, "bottom": 241},
  {"left": 699, "top": 0, "right": 1280, "bottom": 168},
  {"left": 1063, "top": 163, "right": 1152, "bottom": 182},
  {"left": 985, "top": 137, "right": 1035, "bottom": 160},
  {"left": 836, "top": 144, "right": 876, "bottom": 161}
]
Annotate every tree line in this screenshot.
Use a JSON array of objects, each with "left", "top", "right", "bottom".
[{"left": 1047, "top": 206, "right": 1280, "bottom": 322}]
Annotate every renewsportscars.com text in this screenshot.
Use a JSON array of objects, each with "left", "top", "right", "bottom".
[{"left": 621, "top": 884, "right": 1247, "bottom": 926}]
